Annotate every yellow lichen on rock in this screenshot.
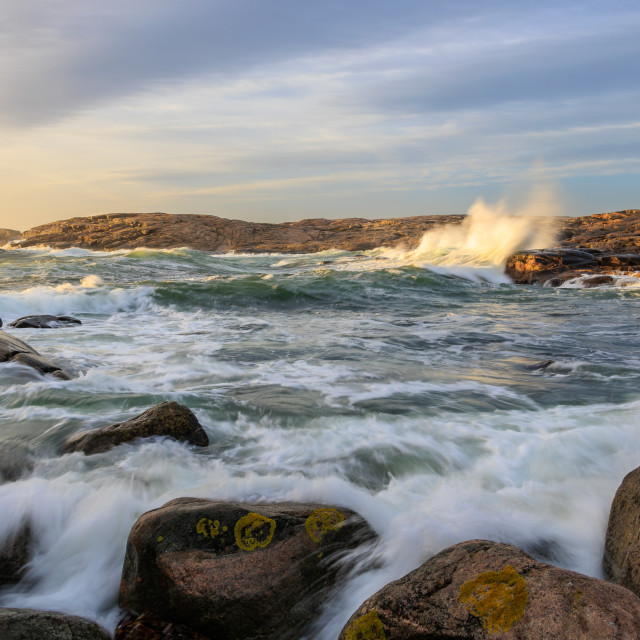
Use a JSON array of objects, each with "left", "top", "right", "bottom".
[
  {"left": 305, "top": 508, "right": 345, "bottom": 543},
  {"left": 196, "top": 517, "right": 221, "bottom": 539},
  {"left": 343, "top": 610, "right": 386, "bottom": 640},
  {"left": 459, "top": 565, "right": 528, "bottom": 634},
  {"left": 234, "top": 512, "right": 276, "bottom": 551}
]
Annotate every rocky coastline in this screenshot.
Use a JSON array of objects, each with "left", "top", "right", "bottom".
[
  {"left": 3, "top": 210, "right": 640, "bottom": 637},
  {"left": 4, "top": 208, "right": 640, "bottom": 286}
]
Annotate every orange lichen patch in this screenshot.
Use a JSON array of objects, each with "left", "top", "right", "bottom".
[
  {"left": 305, "top": 508, "right": 344, "bottom": 543},
  {"left": 196, "top": 517, "right": 221, "bottom": 539},
  {"left": 459, "top": 565, "right": 528, "bottom": 634},
  {"left": 343, "top": 610, "right": 386, "bottom": 640},
  {"left": 234, "top": 512, "right": 276, "bottom": 551}
]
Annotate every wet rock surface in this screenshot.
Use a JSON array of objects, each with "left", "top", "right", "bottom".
[
  {"left": 506, "top": 209, "right": 640, "bottom": 285},
  {"left": 0, "top": 608, "right": 111, "bottom": 640},
  {"left": 0, "top": 329, "right": 71, "bottom": 379},
  {"left": 339, "top": 539, "right": 640, "bottom": 639},
  {"left": 604, "top": 465, "right": 640, "bottom": 596},
  {"left": 119, "top": 498, "right": 376, "bottom": 640},
  {"left": 0, "top": 522, "right": 32, "bottom": 586},
  {"left": 505, "top": 248, "right": 640, "bottom": 286},
  {"left": 62, "top": 401, "right": 209, "bottom": 455},
  {"left": 8, "top": 315, "right": 82, "bottom": 328}
]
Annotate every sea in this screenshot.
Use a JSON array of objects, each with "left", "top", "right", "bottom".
[{"left": 1, "top": 209, "right": 640, "bottom": 637}]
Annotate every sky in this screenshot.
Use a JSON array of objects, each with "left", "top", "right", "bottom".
[{"left": 1, "top": 0, "right": 639, "bottom": 230}]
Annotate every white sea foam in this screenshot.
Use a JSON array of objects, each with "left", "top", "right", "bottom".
[
  {"left": 1, "top": 398, "right": 639, "bottom": 634},
  {"left": 0, "top": 282, "right": 155, "bottom": 318}
]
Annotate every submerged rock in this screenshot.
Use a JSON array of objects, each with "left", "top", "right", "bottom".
[
  {"left": 8, "top": 315, "right": 82, "bottom": 329},
  {"left": 339, "top": 539, "right": 640, "bottom": 639},
  {"left": 604, "top": 466, "right": 640, "bottom": 597},
  {"left": 0, "top": 329, "right": 71, "bottom": 380},
  {"left": 61, "top": 401, "right": 209, "bottom": 455},
  {"left": 0, "top": 608, "right": 110, "bottom": 640},
  {"left": 0, "top": 441, "right": 35, "bottom": 483},
  {"left": 119, "top": 498, "right": 376, "bottom": 640},
  {"left": 0, "top": 522, "right": 31, "bottom": 586}
]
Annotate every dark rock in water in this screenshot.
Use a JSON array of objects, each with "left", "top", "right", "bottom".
[
  {"left": 0, "top": 442, "right": 35, "bottom": 483},
  {"left": 119, "top": 498, "right": 377, "bottom": 640},
  {"left": 339, "top": 539, "right": 640, "bottom": 639},
  {"left": 62, "top": 401, "right": 209, "bottom": 455},
  {"left": 0, "top": 608, "right": 110, "bottom": 640},
  {"left": 506, "top": 247, "right": 640, "bottom": 286},
  {"left": 0, "top": 329, "right": 71, "bottom": 380},
  {"left": 0, "top": 522, "right": 31, "bottom": 586},
  {"left": 604, "top": 466, "right": 640, "bottom": 597},
  {"left": 582, "top": 275, "right": 615, "bottom": 287},
  {"left": 8, "top": 315, "right": 82, "bottom": 329},
  {"left": 115, "top": 612, "right": 212, "bottom": 640}
]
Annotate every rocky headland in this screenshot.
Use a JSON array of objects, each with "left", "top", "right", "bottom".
[{"left": 6, "top": 208, "right": 640, "bottom": 285}]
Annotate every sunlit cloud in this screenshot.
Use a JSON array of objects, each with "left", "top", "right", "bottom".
[{"left": 0, "top": 0, "right": 639, "bottom": 229}]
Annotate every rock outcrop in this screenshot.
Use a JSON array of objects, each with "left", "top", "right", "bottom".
[
  {"left": 0, "top": 228, "right": 20, "bottom": 244},
  {"left": 0, "top": 608, "right": 110, "bottom": 640},
  {"left": 62, "top": 401, "right": 209, "bottom": 455},
  {"left": 339, "top": 539, "right": 640, "bottom": 639},
  {"left": 0, "top": 330, "right": 71, "bottom": 379},
  {"left": 13, "top": 212, "right": 465, "bottom": 253},
  {"left": 505, "top": 210, "right": 640, "bottom": 285},
  {"left": 504, "top": 248, "right": 640, "bottom": 286},
  {"left": 8, "top": 315, "right": 82, "bottom": 329},
  {"left": 119, "top": 498, "right": 376, "bottom": 640},
  {"left": 604, "top": 466, "right": 640, "bottom": 597},
  {"left": 10, "top": 208, "right": 640, "bottom": 284}
]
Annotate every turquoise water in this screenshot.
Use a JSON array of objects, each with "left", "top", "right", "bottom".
[{"left": 1, "top": 242, "right": 640, "bottom": 637}]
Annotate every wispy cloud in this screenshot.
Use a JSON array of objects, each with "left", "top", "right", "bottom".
[{"left": 1, "top": 0, "right": 639, "bottom": 228}]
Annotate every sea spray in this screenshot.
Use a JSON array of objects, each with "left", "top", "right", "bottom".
[{"left": 382, "top": 186, "right": 561, "bottom": 275}]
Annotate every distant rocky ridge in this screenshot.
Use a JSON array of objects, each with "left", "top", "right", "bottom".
[
  {"left": 10, "top": 212, "right": 466, "bottom": 253},
  {"left": 6, "top": 208, "right": 640, "bottom": 285}
]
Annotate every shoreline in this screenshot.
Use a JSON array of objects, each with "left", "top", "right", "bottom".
[{"left": 4, "top": 208, "right": 640, "bottom": 286}]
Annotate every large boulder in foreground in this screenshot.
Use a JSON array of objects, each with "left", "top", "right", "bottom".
[
  {"left": 0, "top": 329, "right": 71, "bottom": 379},
  {"left": 0, "top": 608, "right": 110, "bottom": 640},
  {"left": 119, "top": 498, "right": 376, "bottom": 640},
  {"left": 62, "top": 401, "right": 209, "bottom": 455},
  {"left": 8, "top": 314, "right": 82, "bottom": 328},
  {"left": 339, "top": 539, "right": 640, "bottom": 640},
  {"left": 604, "top": 466, "right": 640, "bottom": 596}
]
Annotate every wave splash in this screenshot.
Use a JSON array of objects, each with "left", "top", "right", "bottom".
[{"left": 384, "top": 187, "right": 561, "bottom": 275}]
